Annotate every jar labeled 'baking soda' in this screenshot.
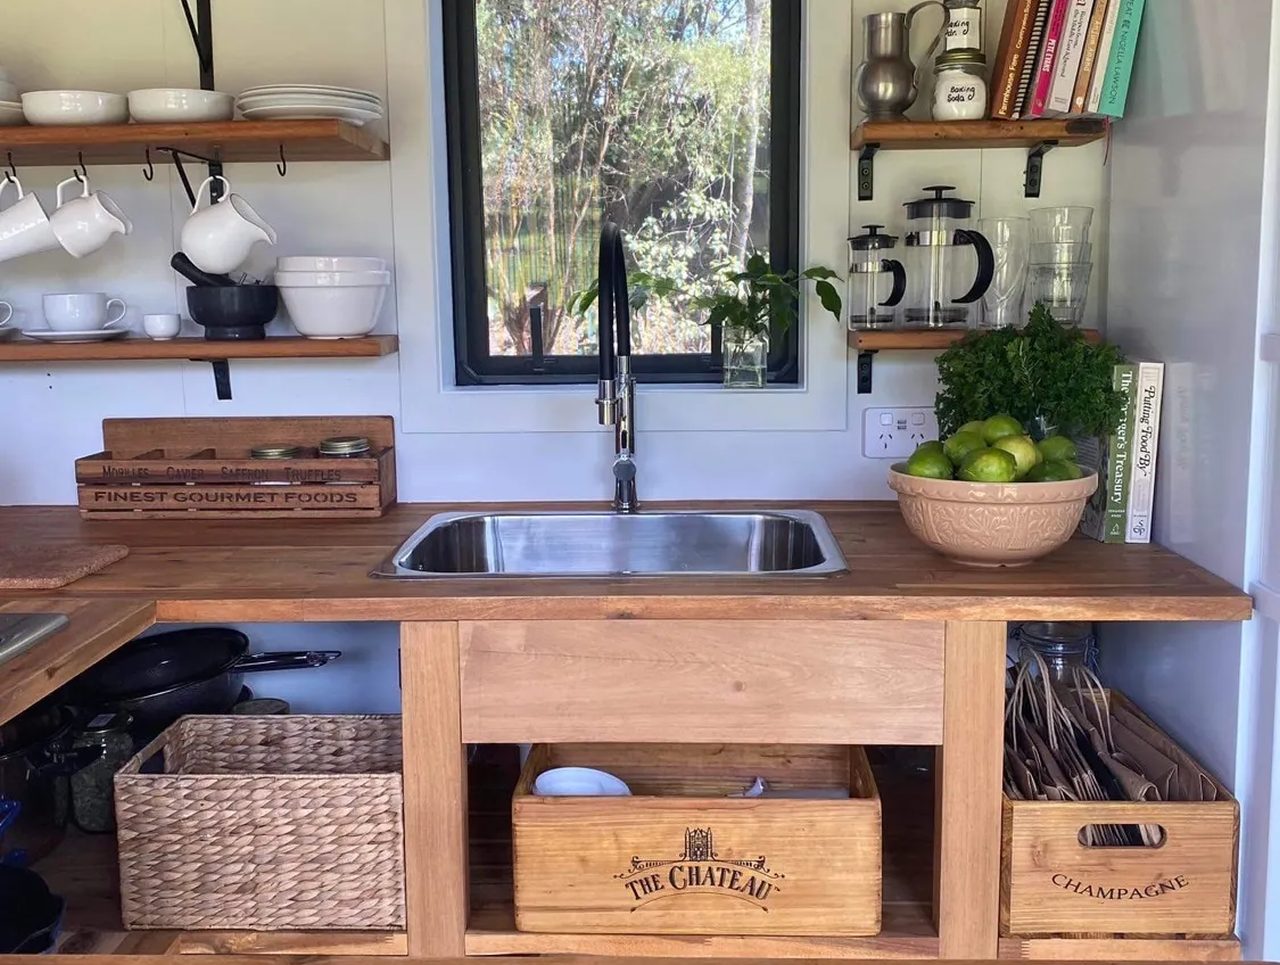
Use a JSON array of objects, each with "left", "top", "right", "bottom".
[{"left": 932, "top": 50, "right": 987, "bottom": 121}]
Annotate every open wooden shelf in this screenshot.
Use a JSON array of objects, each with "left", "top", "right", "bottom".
[
  {"left": 0, "top": 334, "right": 397, "bottom": 363},
  {"left": 850, "top": 329, "right": 1102, "bottom": 351},
  {"left": 0, "top": 119, "right": 386, "bottom": 166},
  {"left": 851, "top": 118, "right": 1108, "bottom": 152}
]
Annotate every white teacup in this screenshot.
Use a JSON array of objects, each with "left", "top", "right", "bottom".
[
  {"left": 43, "top": 292, "right": 127, "bottom": 332},
  {"left": 49, "top": 174, "right": 132, "bottom": 258},
  {"left": 0, "top": 175, "right": 60, "bottom": 264},
  {"left": 142, "top": 312, "right": 181, "bottom": 340},
  {"left": 180, "top": 174, "right": 277, "bottom": 275},
  {"left": 0, "top": 300, "right": 14, "bottom": 327}
]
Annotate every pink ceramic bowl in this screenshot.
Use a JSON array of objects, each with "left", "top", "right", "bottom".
[{"left": 887, "top": 465, "right": 1099, "bottom": 567}]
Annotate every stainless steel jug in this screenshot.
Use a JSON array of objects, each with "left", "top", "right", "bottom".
[{"left": 854, "top": 2, "right": 947, "bottom": 120}]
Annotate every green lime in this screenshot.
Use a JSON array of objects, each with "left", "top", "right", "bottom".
[
  {"left": 905, "top": 448, "right": 954, "bottom": 480},
  {"left": 958, "top": 447, "right": 1019, "bottom": 483},
  {"left": 943, "top": 430, "right": 985, "bottom": 466},
  {"left": 981, "top": 413, "right": 1024, "bottom": 445},
  {"left": 1037, "top": 435, "right": 1078, "bottom": 463},
  {"left": 957, "top": 420, "right": 987, "bottom": 438},
  {"left": 1025, "top": 459, "right": 1085, "bottom": 482},
  {"left": 913, "top": 440, "right": 945, "bottom": 457},
  {"left": 993, "top": 434, "right": 1042, "bottom": 479}
]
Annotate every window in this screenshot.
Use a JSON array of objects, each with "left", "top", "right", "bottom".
[{"left": 443, "top": 0, "right": 802, "bottom": 385}]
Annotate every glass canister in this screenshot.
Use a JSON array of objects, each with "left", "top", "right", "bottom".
[
  {"left": 67, "top": 712, "right": 133, "bottom": 834},
  {"left": 932, "top": 50, "right": 987, "bottom": 120},
  {"left": 943, "top": 0, "right": 983, "bottom": 52},
  {"left": 846, "top": 225, "right": 906, "bottom": 331},
  {"left": 1013, "top": 622, "right": 1097, "bottom": 684}
]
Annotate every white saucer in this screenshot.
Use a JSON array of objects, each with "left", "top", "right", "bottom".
[{"left": 21, "top": 328, "right": 129, "bottom": 343}]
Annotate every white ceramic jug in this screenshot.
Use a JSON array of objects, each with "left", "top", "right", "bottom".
[
  {"left": 50, "top": 174, "right": 132, "bottom": 258},
  {"left": 0, "top": 175, "right": 60, "bottom": 264},
  {"left": 180, "top": 175, "right": 277, "bottom": 275}
]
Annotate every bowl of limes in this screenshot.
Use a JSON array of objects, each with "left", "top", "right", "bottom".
[{"left": 888, "top": 414, "right": 1098, "bottom": 567}]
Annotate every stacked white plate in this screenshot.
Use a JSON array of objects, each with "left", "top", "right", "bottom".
[{"left": 235, "top": 85, "right": 384, "bottom": 126}]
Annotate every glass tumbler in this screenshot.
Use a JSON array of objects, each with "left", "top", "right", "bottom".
[
  {"left": 979, "top": 217, "right": 1029, "bottom": 330},
  {"left": 1029, "top": 206, "right": 1094, "bottom": 244},
  {"left": 1028, "top": 263, "right": 1093, "bottom": 326}
]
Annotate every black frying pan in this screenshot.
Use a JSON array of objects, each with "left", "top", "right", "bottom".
[{"left": 74, "top": 628, "right": 339, "bottom": 728}]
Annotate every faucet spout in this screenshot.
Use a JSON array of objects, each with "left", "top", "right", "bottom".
[{"left": 596, "top": 222, "right": 638, "bottom": 512}]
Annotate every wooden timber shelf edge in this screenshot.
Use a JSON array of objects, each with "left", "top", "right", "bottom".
[
  {"left": 850, "top": 329, "right": 1102, "bottom": 351},
  {"left": 0, "top": 335, "right": 398, "bottom": 363},
  {"left": 0, "top": 118, "right": 387, "bottom": 166},
  {"left": 851, "top": 118, "right": 1108, "bottom": 152}
]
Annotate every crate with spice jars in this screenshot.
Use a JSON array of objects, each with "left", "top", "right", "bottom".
[{"left": 74, "top": 416, "right": 397, "bottom": 519}]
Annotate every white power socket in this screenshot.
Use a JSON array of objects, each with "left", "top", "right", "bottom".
[{"left": 862, "top": 407, "right": 939, "bottom": 459}]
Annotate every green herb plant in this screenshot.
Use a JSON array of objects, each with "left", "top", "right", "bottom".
[
  {"left": 934, "top": 304, "right": 1128, "bottom": 438},
  {"left": 691, "top": 253, "right": 843, "bottom": 339}
]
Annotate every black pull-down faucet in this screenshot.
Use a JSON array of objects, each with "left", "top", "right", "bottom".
[{"left": 595, "top": 222, "right": 638, "bottom": 512}]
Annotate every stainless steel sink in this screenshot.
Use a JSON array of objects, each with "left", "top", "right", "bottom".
[{"left": 372, "top": 510, "right": 847, "bottom": 578}]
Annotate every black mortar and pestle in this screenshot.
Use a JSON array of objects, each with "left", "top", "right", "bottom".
[{"left": 171, "top": 252, "right": 280, "bottom": 341}]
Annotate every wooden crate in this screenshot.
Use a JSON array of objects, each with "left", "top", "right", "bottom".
[
  {"left": 76, "top": 416, "right": 396, "bottom": 519},
  {"left": 1000, "top": 692, "right": 1239, "bottom": 937},
  {"left": 512, "top": 743, "right": 881, "bottom": 936}
]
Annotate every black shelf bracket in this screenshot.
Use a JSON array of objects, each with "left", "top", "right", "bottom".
[
  {"left": 857, "top": 144, "right": 879, "bottom": 202},
  {"left": 856, "top": 349, "right": 877, "bottom": 394},
  {"left": 190, "top": 358, "right": 234, "bottom": 401},
  {"left": 1024, "top": 140, "right": 1058, "bottom": 199}
]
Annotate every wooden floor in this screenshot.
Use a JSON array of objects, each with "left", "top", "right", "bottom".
[{"left": 32, "top": 745, "right": 1241, "bottom": 960}]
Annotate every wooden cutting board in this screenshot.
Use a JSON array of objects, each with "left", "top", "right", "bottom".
[{"left": 0, "top": 543, "right": 129, "bottom": 589}]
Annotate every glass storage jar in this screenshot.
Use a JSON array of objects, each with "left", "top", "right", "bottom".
[
  {"left": 67, "top": 712, "right": 134, "bottom": 834},
  {"left": 1012, "top": 622, "right": 1097, "bottom": 684},
  {"left": 943, "top": 0, "right": 983, "bottom": 52},
  {"left": 932, "top": 50, "right": 987, "bottom": 120}
]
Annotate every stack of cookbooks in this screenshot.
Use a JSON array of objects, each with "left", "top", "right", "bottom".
[{"left": 989, "top": 0, "right": 1147, "bottom": 120}]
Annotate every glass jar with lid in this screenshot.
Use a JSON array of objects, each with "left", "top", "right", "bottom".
[
  {"left": 1012, "top": 622, "right": 1097, "bottom": 685},
  {"left": 943, "top": 0, "right": 983, "bottom": 53},
  {"left": 932, "top": 50, "right": 987, "bottom": 121},
  {"left": 67, "top": 712, "right": 134, "bottom": 834}
]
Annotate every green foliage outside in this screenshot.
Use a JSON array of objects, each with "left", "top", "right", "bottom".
[{"left": 476, "top": 0, "right": 772, "bottom": 357}]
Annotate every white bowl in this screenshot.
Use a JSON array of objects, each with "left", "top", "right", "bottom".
[
  {"left": 274, "top": 269, "right": 391, "bottom": 287},
  {"left": 22, "top": 90, "right": 128, "bottom": 125},
  {"left": 128, "top": 88, "right": 234, "bottom": 123},
  {"left": 280, "top": 283, "right": 387, "bottom": 338},
  {"left": 277, "top": 255, "right": 387, "bottom": 273},
  {"left": 533, "top": 767, "right": 632, "bottom": 797}
]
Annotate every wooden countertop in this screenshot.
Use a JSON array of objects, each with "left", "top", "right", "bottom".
[{"left": 0, "top": 503, "right": 1250, "bottom": 624}]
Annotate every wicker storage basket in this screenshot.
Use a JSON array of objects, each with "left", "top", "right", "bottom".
[{"left": 115, "top": 715, "right": 404, "bottom": 931}]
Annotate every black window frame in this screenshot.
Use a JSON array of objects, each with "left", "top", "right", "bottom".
[{"left": 442, "top": 0, "right": 803, "bottom": 386}]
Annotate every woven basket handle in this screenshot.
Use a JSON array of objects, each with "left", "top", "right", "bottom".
[{"left": 116, "top": 724, "right": 178, "bottom": 778}]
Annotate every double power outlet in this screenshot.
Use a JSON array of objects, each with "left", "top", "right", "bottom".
[{"left": 861, "top": 407, "right": 939, "bottom": 459}]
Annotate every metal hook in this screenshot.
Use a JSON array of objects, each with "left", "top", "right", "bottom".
[
  {"left": 276, "top": 144, "right": 287, "bottom": 178},
  {"left": 5, "top": 153, "right": 15, "bottom": 184},
  {"left": 143, "top": 146, "right": 155, "bottom": 182},
  {"left": 73, "top": 151, "right": 87, "bottom": 183}
]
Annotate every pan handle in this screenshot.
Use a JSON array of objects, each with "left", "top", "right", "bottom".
[{"left": 233, "top": 651, "right": 343, "bottom": 673}]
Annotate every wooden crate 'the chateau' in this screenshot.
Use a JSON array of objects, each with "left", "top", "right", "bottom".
[
  {"left": 1000, "top": 692, "right": 1239, "bottom": 937},
  {"left": 513, "top": 743, "right": 881, "bottom": 936}
]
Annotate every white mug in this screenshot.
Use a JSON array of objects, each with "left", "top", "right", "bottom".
[
  {"left": 142, "top": 312, "right": 181, "bottom": 340},
  {"left": 180, "top": 175, "right": 277, "bottom": 275},
  {"left": 0, "top": 175, "right": 60, "bottom": 264},
  {"left": 43, "top": 292, "right": 127, "bottom": 332},
  {"left": 49, "top": 174, "right": 132, "bottom": 258}
]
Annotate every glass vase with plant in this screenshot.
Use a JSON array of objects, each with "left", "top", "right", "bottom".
[{"left": 694, "top": 253, "right": 843, "bottom": 387}]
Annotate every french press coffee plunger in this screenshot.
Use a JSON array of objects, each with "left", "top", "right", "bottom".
[{"left": 847, "top": 225, "right": 906, "bottom": 331}]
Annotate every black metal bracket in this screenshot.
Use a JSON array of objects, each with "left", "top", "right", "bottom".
[
  {"left": 856, "top": 350, "right": 877, "bottom": 394},
  {"left": 1024, "top": 141, "right": 1057, "bottom": 199},
  {"left": 189, "top": 359, "right": 235, "bottom": 401},
  {"left": 857, "top": 144, "right": 879, "bottom": 202}
]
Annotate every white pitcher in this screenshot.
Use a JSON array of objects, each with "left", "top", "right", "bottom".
[
  {"left": 180, "top": 174, "right": 277, "bottom": 275},
  {"left": 0, "top": 175, "right": 60, "bottom": 264},
  {"left": 50, "top": 174, "right": 132, "bottom": 258}
]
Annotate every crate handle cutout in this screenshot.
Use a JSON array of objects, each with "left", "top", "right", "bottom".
[{"left": 1077, "top": 823, "right": 1167, "bottom": 848}]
